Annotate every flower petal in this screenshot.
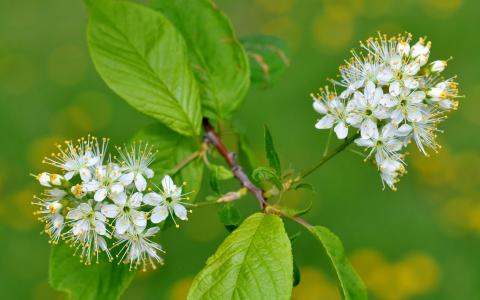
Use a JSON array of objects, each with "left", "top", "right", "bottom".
[
  {"left": 315, "top": 115, "right": 335, "bottom": 129},
  {"left": 334, "top": 122, "right": 348, "bottom": 139},
  {"left": 143, "top": 192, "right": 164, "bottom": 205},
  {"left": 131, "top": 210, "right": 147, "bottom": 227},
  {"left": 119, "top": 172, "right": 134, "bottom": 186},
  {"left": 161, "top": 175, "right": 176, "bottom": 194},
  {"left": 94, "top": 188, "right": 108, "bottom": 202},
  {"left": 101, "top": 204, "right": 120, "bottom": 218},
  {"left": 172, "top": 203, "right": 188, "bottom": 220},
  {"left": 115, "top": 216, "right": 130, "bottom": 235},
  {"left": 150, "top": 205, "right": 169, "bottom": 223},
  {"left": 135, "top": 173, "right": 147, "bottom": 192}
]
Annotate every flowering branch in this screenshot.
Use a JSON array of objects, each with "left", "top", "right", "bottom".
[{"left": 203, "top": 118, "right": 267, "bottom": 209}]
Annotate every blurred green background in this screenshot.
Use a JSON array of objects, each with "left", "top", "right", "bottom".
[{"left": 1, "top": 0, "right": 479, "bottom": 299}]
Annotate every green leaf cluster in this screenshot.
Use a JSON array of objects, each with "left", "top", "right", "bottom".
[{"left": 48, "top": 1, "right": 368, "bottom": 300}]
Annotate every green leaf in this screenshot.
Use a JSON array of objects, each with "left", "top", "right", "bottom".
[
  {"left": 218, "top": 203, "right": 241, "bottom": 226},
  {"left": 87, "top": 0, "right": 202, "bottom": 136},
  {"left": 264, "top": 126, "right": 281, "bottom": 176},
  {"left": 152, "top": 0, "right": 250, "bottom": 119},
  {"left": 188, "top": 213, "right": 293, "bottom": 300},
  {"left": 309, "top": 226, "right": 368, "bottom": 300},
  {"left": 277, "top": 199, "right": 313, "bottom": 218},
  {"left": 209, "top": 172, "right": 221, "bottom": 195},
  {"left": 209, "top": 164, "right": 234, "bottom": 181},
  {"left": 292, "top": 258, "right": 301, "bottom": 287},
  {"left": 294, "top": 183, "right": 314, "bottom": 191},
  {"left": 133, "top": 123, "right": 204, "bottom": 201},
  {"left": 237, "top": 134, "right": 257, "bottom": 176},
  {"left": 252, "top": 166, "right": 283, "bottom": 190},
  {"left": 241, "top": 35, "right": 290, "bottom": 88},
  {"left": 49, "top": 243, "right": 136, "bottom": 300}
]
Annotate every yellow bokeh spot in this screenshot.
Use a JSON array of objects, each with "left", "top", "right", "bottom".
[
  {"left": 0, "top": 188, "right": 38, "bottom": 231},
  {"left": 351, "top": 249, "right": 440, "bottom": 300},
  {"left": 255, "top": 0, "right": 294, "bottom": 14},
  {"left": 361, "top": 0, "right": 393, "bottom": 17},
  {"left": 0, "top": 52, "right": 38, "bottom": 95},
  {"left": 169, "top": 277, "right": 193, "bottom": 300},
  {"left": 323, "top": 0, "right": 361, "bottom": 23},
  {"left": 292, "top": 267, "right": 341, "bottom": 300},
  {"left": 440, "top": 195, "right": 480, "bottom": 235},
  {"left": 50, "top": 90, "right": 112, "bottom": 134},
  {"left": 421, "top": 0, "right": 463, "bottom": 18},
  {"left": 262, "top": 17, "right": 302, "bottom": 50},
  {"left": 27, "top": 135, "right": 65, "bottom": 171},
  {"left": 47, "top": 44, "right": 87, "bottom": 86},
  {"left": 312, "top": 10, "right": 354, "bottom": 51}
]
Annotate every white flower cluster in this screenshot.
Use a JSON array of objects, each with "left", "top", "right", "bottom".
[
  {"left": 33, "top": 136, "right": 191, "bottom": 270},
  {"left": 312, "top": 33, "right": 459, "bottom": 190}
]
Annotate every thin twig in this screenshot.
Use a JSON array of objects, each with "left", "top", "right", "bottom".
[
  {"left": 300, "top": 132, "right": 360, "bottom": 179},
  {"left": 203, "top": 118, "right": 267, "bottom": 209}
]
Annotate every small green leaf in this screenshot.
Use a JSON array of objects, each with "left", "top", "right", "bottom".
[
  {"left": 237, "top": 134, "right": 257, "bottom": 176},
  {"left": 87, "top": 0, "right": 202, "bottom": 136},
  {"left": 264, "top": 126, "right": 281, "bottom": 176},
  {"left": 49, "top": 243, "right": 136, "bottom": 300},
  {"left": 294, "top": 183, "right": 314, "bottom": 191},
  {"left": 209, "top": 164, "right": 234, "bottom": 181},
  {"left": 152, "top": 0, "right": 250, "bottom": 119},
  {"left": 188, "top": 213, "right": 293, "bottom": 300},
  {"left": 209, "top": 171, "right": 220, "bottom": 195},
  {"left": 241, "top": 35, "right": 290, "bottom": 88},
  {"left": 309, "top": 226, "right": 368, "bottom": 300},
  {"left": 252, "top": 166, "right": 283, "bottom": 190},
  {"left": 289, "top": 231, "right": 301, "bottom": 245},
  {"left": 277, "top": 200, "right": 313, "bottom": 218},
  {"left": 133, "top": 123, "right": 204, "bottom": 202},
  {"left": 292, "top": 258, "right": 301, "bottom": 287},
  {"left": 218, "top": 203, "right": 241, "bottom": 226}
]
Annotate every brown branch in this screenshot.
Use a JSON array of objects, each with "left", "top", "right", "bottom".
[{"left": 203, "top": 118, "right": 267, "bottom": 209}]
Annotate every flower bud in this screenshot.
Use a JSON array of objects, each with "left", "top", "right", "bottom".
[
  {"left": 397, "top": 41, "right": 410, "bottom": 56},
  {"left": 430, "top": 60, "right": 447, "bottom": 73},
  {"left": 38, "top": 172, "right": 51, "bottom": 187}
]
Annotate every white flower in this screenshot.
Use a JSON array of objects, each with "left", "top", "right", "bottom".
[
  {"left": 85, "top": 163, "right": 124, "bottom": 202},
  {"left": 117, "top": 143, "right": 156, "bottom": 192},
  {"left": 101, "top": 192, "right": 147, "bottom": 235},
  {"left": 409, "top": 112, "right": 443, "bottom": 155},
  {"left": 390, "top": 90, "right": 426, "bottom": 124},
  {"left": 379, "top": 159, "right": 405, "bottom": 190},
  {"left": 65, "top": 202, "right": 111, "bottom": 264},
  {"left": 143, "top": 175, "right": 189, "bottom": 226},
  {"left": 355, "top": 123, "right": 403, "bottom": 164},
  {"left": 114, "top": 226, "right": 163, "bottom": 271},
  {"left": 312, "top": 88, "right": 349, "bottom": 139},
  {"left": 346, "top": 81, "right": 389, "bottom": 139},
  {"left": 32, "top": 196, "right": 65, "bottom": 243},
  {"left": 312, "top": 33, "right": 459, "bottom": 189},
  {"left": 44, "top": 136, "right": 108, "bottom": 182}
]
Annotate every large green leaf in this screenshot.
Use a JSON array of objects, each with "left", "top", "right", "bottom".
[
  {"left": 241, "top": 35, "right": 290, "bottom": 88},
  {"left": 309, "top": 226, "right": 368, "bottom": 300},
  {"left": 133, "top": 122, "right": 204, "bottom": 201},
  {"left": 87, "top": 0, "right": 202, "bottom": 136},
  {"left": 152, "top": 0, "right": 250, "bottom": 119},
  {"left": 188, "top": 213, "right": 293, "bottom": 300},
  {"left": 49, "top": 243, "right": 136, "bottom": 300}
]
